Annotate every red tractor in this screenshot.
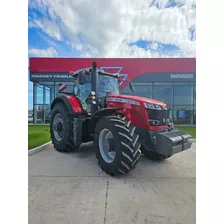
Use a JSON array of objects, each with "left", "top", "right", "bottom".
[{"left": 50, "top": 62, "right": 192, "bottom": 176}]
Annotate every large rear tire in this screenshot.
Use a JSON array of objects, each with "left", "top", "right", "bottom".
[
  {"left": 95, "top": 116, "right": 141, "bottom": 176},
  {"left": 50, "top": 102, "right": 79, "bottom": 152}
]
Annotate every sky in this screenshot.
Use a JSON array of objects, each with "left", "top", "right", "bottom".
[{"left": 28, "top": 0, "right": 196, "bottom": 109}]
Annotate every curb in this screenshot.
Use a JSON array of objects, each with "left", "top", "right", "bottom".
[
  {"left": 28, "top": 124, "right": 50, "bottom": 126},
  {"left": 28, "top": 141, "right": 52, "bottom": 156}
]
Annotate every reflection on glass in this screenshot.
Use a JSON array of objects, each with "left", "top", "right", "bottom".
[
  {"left": 32, "top": 80, "right": 196, "bottom": 125},
  {"left": 123, "top": 84, "right": 153, "bottom": 98},
  {"left": 98, "top": 75, "right": 120, "bottom": 98},
  {"left": 154, "top": 85, "right": 173, "bottom": 105},
  {"left": 37, "top": 86, "right": 43, "bottom": 104},
  {"left": 173, "top": 106, "right": 193, "bottom": 125},
  {"left": 174, "top": 85, "right": 193, "bottom": 105},
  {"left": 45, "top": 88, "right": 50, "bottom": 104},
  {"left": 154, "top": 82, "right": 173, "bottom": 86},
  {"left": 34, "top": 105, "right": 44, "bottom": 123},
  {"left": 34, "top": 104, "right": 51, "bottom": 123},
  {"left": 44, "top": 104, "right": 51, "bottom": 123}
]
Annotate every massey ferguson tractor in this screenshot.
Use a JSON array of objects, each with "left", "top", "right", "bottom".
[{"left": 50, "top": 62, "right": 192, "bottom": 176}]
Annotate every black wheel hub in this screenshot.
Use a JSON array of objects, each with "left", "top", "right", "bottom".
[
  {"left": 57, "top": 123, "right": 63, "bottom": 131},
  {"left": 53, "top": 113, "right": 65, "bottom": 141}
]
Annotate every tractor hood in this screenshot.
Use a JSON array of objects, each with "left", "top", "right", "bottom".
[{"left": 106, "top": 94, "right": 167, "bottom": 108}]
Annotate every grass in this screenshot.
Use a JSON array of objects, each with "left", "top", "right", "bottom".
[
  {"left": 28, "top": 125, "right": 51, "bottom": 150},
  {"left": 28, "top": 124, "right": 196, "bottom": 150},
  {"left": 177, "top": 126, "right": 196, "bottom": 139}
]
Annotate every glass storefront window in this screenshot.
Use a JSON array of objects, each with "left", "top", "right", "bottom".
[
  {"left": 44, "top": 104, "right": 51, "bottom": 123},
  {"left": 174, "top": 84, "right": 193, "bottom": 105},
  {"left": 193, "top": 105, "right": 196, "bottom": 125},
  {"left": 154, "top": 82, "right": 173, "bottom": 86},
  {"left": 33, "top": 104, "right": 51, "bottom": 123},
  {"left": 193, "top": 84, "right": 196, "bottom": 124},
  {"left": 154, "top": 85, "right": 173, "bottom": 106},
  {"left": 34, "top": 104, "right": 44, "bottom": 123},
  {"left": 32, "top": 79, "right": 196, "bottom": 125},
  {"left": 37, "top": 85, "right": 43, "bottom": 104},
  {"left": 123, "top": 83, "right": 153, "bottom": 98},
  {"left": 173, "top": 105, "right": 194, "bottom": 125},
  {"left": 45, "top": 88, "right": 50, "bottom": 104},
  {"left": 174, "top": 82, "right": 194, "bottom": 86},
  {"left": 166, "top": 105, "right": 173, "bottom": 122}
]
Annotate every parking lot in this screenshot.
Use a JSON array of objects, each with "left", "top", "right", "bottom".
[{"left": 29, "top": 142, "right": 196, "bottom": 224}]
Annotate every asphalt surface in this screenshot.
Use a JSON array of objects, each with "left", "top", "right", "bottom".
[{"left": 29, "top": 142, "right": 196, "bottom": 224}]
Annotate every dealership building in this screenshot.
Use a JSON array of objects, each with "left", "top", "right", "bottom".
[{"left": 29, "top": 58, "right": 196, "bottom": 124}]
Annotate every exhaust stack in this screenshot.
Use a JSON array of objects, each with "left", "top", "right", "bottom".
[{"left": 91, "top": 61, "right": 98, "bottom": 115}]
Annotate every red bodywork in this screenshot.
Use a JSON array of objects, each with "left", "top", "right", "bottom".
[
  {"left": 106, "top": 94, "right": 168, "bottom": 131},
  {"left": 65, "top": 93, "right": 168, "bottom": 131},
  {"left": 66, "top": 95, "right": 83, "bottom": 113}
]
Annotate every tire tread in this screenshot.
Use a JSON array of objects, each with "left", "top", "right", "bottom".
[{"left": 95, "top": 115, "right": 141, "bottom": 176}]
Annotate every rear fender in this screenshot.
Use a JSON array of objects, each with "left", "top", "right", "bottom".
[{"left": 51, "top": 95, "right": 84, "bottom": 116}]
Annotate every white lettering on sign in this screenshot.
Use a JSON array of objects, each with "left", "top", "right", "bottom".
[
  {"left": 31, "top": 74, "right": 53, "bottom": 78},
  {"left": 170, "top": 74, "right": 194, "bottom": 79},
  {"left": 53, "top": 74, "right": 73, "bottom": 79},
  {"left": 31, "top": 74, "right": 73, "bottom": 79}
]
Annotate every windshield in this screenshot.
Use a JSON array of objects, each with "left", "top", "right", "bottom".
[
  {"left": 73, "top": 73, "right": 120, "bottom": 101},
  {"left": 73, "top": 74, "right": 91, "bottom": 102},
  {"left": 98, "top": 75, "right": 120, "bottom": 98}
]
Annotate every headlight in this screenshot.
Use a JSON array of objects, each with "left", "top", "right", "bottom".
[
  {"left": 144, "top": 102, "right": 162, "bottom": 110},
  {"left": 144, "top": 102, "right": 155, "bottom": 109},
  {"left": 154, "top": 104, "right": 162, "bottom": 110}
]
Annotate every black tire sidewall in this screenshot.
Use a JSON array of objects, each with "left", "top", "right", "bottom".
[
  {"left": 50, "top": 103, "right": 71, "bottom": 149},
  {"left": 95, "top": 117, "right": 123, "bottom": 174}
]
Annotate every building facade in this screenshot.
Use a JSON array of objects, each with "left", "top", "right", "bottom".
[{"left": 29, "top": 58, "right": 196, "bottom": 124}]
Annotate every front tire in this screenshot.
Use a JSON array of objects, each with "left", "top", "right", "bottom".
[
  {"left": 50, "top": 102, "right": 79, "bottom": 152},
  {"left": 95, "top": 116, "right": 141, "bottom": 176}
]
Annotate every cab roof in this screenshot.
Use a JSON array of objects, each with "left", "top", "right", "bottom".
[{"left": 70, "top": 67, "right": 119, "bottom": 78}]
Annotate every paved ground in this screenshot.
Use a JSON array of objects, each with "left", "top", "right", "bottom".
[{"left": 29, "top": 142, "right": 196, "bottom": 224}]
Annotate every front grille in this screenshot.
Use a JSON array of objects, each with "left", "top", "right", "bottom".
[{"left": 147, "top": 109, "right": 168, "bottom": 126}]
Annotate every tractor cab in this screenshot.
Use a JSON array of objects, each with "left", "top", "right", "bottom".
[{"left": 70, "top": 68, "right": 120, "bottom": 111}]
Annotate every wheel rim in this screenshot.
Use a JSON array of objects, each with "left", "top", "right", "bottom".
[
  {"left": 52, "top": 113, "right": 64, "bottom": 141},
  {"left": 99, "top": 128, "right": 116, "bottom": 163}
]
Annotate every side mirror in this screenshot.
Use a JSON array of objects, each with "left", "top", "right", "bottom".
[
  {"left": 79, "top": 70, "right": 86, "bottom": 85},
  {"left": 129, "top": 82, "right": 134, "bottom": 92}
]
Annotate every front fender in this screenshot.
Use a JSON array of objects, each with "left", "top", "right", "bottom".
[{"left": 91, "top": 107, "right": 123, "bottom": 118}]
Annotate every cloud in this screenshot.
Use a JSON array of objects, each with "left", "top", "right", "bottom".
[
  {"left": 151, "top": 42, "right": 159, "bottom": 51},
  {"left": 29, "top": 19, "right": 62, "bottom": 41},
  {"left": 28, "top": 47, "right": 58, "bottom": 57},
  {"left": 28, "top": 0, "right": 196, "bottom": 57}
]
